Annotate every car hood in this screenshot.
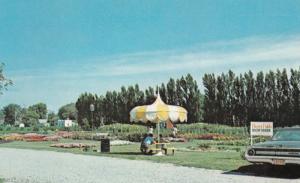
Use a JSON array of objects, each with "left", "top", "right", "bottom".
[{"left": 253, "top": 141, "right": 300, "bottom": 149}]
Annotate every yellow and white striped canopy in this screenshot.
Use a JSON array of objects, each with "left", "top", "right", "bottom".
[{"left": 130, "top": 94, "right": 188, "bottom": 123}]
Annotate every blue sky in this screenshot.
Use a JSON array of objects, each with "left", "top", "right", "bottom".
[{"left": 1, "top": 0, "right": 300, "bottom": 111}]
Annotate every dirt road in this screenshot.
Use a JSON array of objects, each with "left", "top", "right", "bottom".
[{"left": 0, "top": 148, "right": 298, "bottom": 183}]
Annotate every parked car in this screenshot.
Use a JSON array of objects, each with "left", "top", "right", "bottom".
[{"left": 245, "top": 128, "right": 300, "bottom": 165}]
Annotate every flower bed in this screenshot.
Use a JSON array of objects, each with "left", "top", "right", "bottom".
[
  {"left": 0, "top": 133, "right": 62, "bottom": 142},
  {"left": 178, "top": 133, "right": 239, "bottom": 141}
]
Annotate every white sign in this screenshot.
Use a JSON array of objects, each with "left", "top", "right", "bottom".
[
  {"left": 250, "top": 122, "right": 273, "bottom": 145},
  {"left": 251, "top": 122, "right": 273, "bottom": 136}
]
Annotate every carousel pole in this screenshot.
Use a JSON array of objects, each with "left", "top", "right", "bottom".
[{"left": 157, "top": 122, "right": 160, "bottom": 143}]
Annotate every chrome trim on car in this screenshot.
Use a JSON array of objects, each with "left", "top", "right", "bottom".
[
  {"left": 245, "top": 154, "right": 300, "bottom": 165},
  {"left": 255, "top": 150, "right": 276, "bottom": 156}
]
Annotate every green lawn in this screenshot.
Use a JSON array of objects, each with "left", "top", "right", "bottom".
[{"left": 0, "top": 139, "right": 249, "bottom": 171}]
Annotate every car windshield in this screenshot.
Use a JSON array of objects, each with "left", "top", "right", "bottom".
[{"left": 272, "top": 130, "right": 300, "bottom": 141}]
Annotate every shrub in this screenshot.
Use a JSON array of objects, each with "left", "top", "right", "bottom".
[
  {"left": 177, "top": 123, "right": 248, "bottom": 137},
  {"left": 32, "top": 125, "right": 39, "bottom": 132},
  {"left": 81, "top": 118, "right": 90, "bottom": 131},
  {"left": 72, "top": 131, "right": 93, "bottom": 140},
  {"left": 5, "top": 126, "right": 11, "bottom": 131},
  {"left": 198, "top": 143, "right": 211, "bottom": 149},
  {"left": 126, "top": 133, "right": 144, "bottom": 142}
]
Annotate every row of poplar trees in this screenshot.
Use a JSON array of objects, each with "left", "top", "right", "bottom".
[
  {"left": 75, "top": 74, "right": 202, "bottom": 128},
  {"left": 203, "top": 68, "right": 300, "bottom": 127}
]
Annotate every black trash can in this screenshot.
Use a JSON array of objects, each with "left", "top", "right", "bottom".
[{"left": 101, "top": 139, "right": 110, "bottom": 152}]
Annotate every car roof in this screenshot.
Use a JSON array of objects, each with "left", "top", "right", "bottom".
[{"left": 276, "top": 127, "right": 300, "bottom": 131}]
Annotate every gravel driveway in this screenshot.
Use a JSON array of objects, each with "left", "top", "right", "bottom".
[{"left": 0, "top": 148, "right": 299, "bottom": 183}]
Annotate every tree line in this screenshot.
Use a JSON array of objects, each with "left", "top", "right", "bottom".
[
  {"left": 2, "top": 103, "right": 48, "bottom": 126},
  {"left": 75, "top": 74, "right": 202, "bottom": 129},
  {"left": 203, "top": 68, "right": 300, "bottom": 127},
  {"left": 2, "top": 63, "right": 300, "bottom": 129},
  {"left": 0, "top": 102, "right": 77, "bottom": 127}
]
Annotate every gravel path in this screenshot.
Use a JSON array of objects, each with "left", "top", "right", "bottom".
[{"left": 0, "top": 148, "right": 299, "bottom": 183}]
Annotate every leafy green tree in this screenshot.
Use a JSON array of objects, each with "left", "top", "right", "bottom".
[
  {"left": 28, "top": 103, "right": 47, "bottom": 119},
  {"left": 81, "top": 118, "right": 90, "bottom": 130},
  {"left": 0, "top": 109, "right": 4, "bottom": 123},
  {"left": 0, "top": 63, "right": 12, "bottom": 95},
  {"left": 3, "top": 104, "right": 22, "bottom": 125},
  {"left": 22, "top": 109, "right": 39, "bottom": 126},
  {"left": 48, "top": 112, "right": 59, "bottom": 126},
  {"left": 58, "top": 103, "right": 77, "bottom": 120}
]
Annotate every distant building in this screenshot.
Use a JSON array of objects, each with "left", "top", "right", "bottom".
[
  {"left": 38, "top": 119, "right": 50, "bottom": 127},
  {"left": 19, "top": 123, "right": 25, "bottom": 128},
  {"left": 56, "top": 119, "right": 74, "bottom": 127}
]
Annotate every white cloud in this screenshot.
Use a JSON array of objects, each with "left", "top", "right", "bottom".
[
  {"left": 80, "top": 34, "right": 300, "bottom": 76},
  {"left": 10, "top": 34, "right": 300, "bottom": 80}
]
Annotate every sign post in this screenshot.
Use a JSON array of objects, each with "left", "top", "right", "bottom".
[{"left": 250, "top": 122, "right": 273, "bottom": 145}]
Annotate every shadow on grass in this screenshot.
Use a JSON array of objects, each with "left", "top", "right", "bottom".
[
  {"left": 0, "top": 140, "right": 12, "bottom": 144},
  {"left": 108, "top": 152, "right": 146, "bottom": 156},
  {"left": 224, "top": 164, "right": 300, "bottom": 179}
]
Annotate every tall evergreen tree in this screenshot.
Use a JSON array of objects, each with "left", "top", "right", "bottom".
[
  {"left": 276, "top": 69, "right": 291, "bottom": 126},
  {"left": 167, "top": 78, "right": 176, "bottom": 105},
  {"left": 184, "top": 74, "right": 201, "bottom": 123},
  {"left": 203, "top": 74, "right": 217, "bottom": 123},
  {"left": 265, "top": 71, "right": 277, "bottom": 123},
  {"left": 216, "top": 74, "right": 226, "bottom": 124},
  {"left": 290, "top": 68, "right": 300, "bottom": 125},
  {"left": 75, "top": 93, "right": 96, "bottom": 127},
  {"left": 118, "top": 86, "right": 128, "bottom": 122},
  {"left": 134, "top": 84, "right": 145, "bottom": 106},
  {"left": 176, "top": 78, "right": 184, "bottom": 106},
  {"left": 232, "top": 75, "right": 246, "bottom": 126},
  {"left": 159, "top": 83, "right": 168, "bottom": 103},
  {"left": 255, "top": 71, "right": 266, "bottom": 121},
  {"left": 244, "top": 71, "right": 256, "bottom": 125},
  {"left": 224, "top": 70, "right": 235, "bottom": 125},
  {"left": 145, "top": 86, "right": 155, "bottom": 104}
]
